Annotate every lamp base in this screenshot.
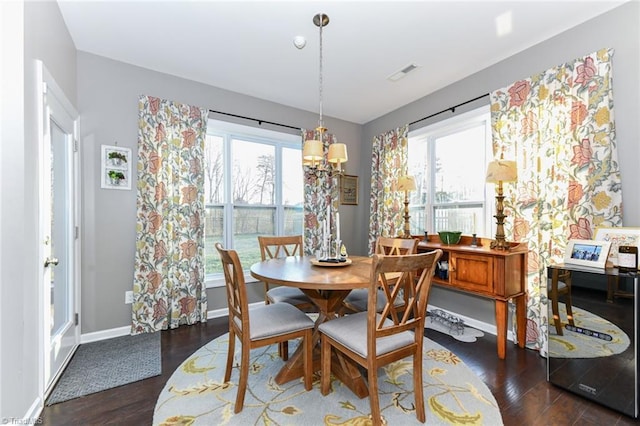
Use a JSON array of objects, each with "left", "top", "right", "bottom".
[
  {"left": 400, "top": 195, "right": 413, "bottom": 239},
  {"left": 490, "top": 238, "right": 511, "bottom": 250}
]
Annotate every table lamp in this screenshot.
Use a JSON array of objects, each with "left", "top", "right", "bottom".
[
  {"left": 485, "top": 158, "right": 517, "bottom": 250},
  {"left": 397, "top": 175, "right": 416, "bottom": 238}
]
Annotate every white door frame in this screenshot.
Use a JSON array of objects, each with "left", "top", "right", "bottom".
[{"left": 36, "top": 60, "right": 81, "bottom": 401}]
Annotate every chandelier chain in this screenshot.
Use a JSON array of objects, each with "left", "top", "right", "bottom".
[{"left": 318, "top": 14, "right": 324, "bottom": 130}]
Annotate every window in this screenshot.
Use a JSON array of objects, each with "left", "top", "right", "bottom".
[
  {"left": 204, "top": 120, "right": 303, "bottom": 286},
  {"left": 407, "top": 106, "right": 493, "bottom": 237}
]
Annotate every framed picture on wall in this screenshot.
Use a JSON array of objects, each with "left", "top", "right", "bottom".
[
  {"left": 101, "top": 145, "right": 132, "bottom": 190},
  {"left": 340, "top": 174, "right": 358, "bottom": 205},
  {"left": 594, "top": 226, "right": 640, "bottom": 267},
  {"left": 564, "top": 239, "right": 611, "bottom": 269}
]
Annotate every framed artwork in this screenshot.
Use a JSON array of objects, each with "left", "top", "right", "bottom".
[
  {"left": 594, "top": 226, "right": 640, "bottom": 267},
  {"left": 101, "top": 145, "right": 132, "bottom": 190},
  {"left": 563, "top": 239, "right": 611, "bottom": 269},
  {"left": 340, "top": 174, "right": 358, "bottom": 205}
]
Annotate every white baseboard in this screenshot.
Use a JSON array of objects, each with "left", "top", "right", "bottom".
[
  {"left": 79, "top": 302, "right": 264, "bottom": 344},
  {"left": 79, "top": 303, "right": 507, "bottom": 346},
  {"left": 427, "top": 303, "right": 516, "bottom": 343},
  {"left": 24, "top": 397, "right": 43, "bottom": 425},
  {"left": 81, "top": 325, "right": 131, "bottom": 344}
]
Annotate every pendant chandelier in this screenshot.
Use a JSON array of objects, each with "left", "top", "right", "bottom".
[{"left": 302, "top": 13, "right": 348, "bottom": 174}]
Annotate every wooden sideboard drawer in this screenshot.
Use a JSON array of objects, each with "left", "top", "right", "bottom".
[{"left": 450, "top": 253, "right": 494, "bottom": 295}]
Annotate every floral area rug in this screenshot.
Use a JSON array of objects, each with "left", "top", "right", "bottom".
[
  {"left": 153, "top": 333, "right": 502, "bottom": 425},
  {"left": 548, "top": 303, "right": 630, "bottom": 358}
]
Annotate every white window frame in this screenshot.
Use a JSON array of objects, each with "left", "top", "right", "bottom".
[
  {"left": 408, "top": 105, "right": 494, "bottom": 237},
  {"left": 205, "top": 120, "right": 302, "bottom": 288}
]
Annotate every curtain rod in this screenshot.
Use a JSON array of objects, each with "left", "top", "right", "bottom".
[
  {"left": 208, "top": 109, "right": 302, "bottom": 131},
  {"left": 408, "top": 93, "right": 490, "bottom": 127}
]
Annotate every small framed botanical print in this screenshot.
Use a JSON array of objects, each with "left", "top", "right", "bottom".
[
  {"left": 340, "top": 174, "right": 358, "bottom": 205},
  {"left": 101, "top": 145, "right": 132, "bottom": 190}
]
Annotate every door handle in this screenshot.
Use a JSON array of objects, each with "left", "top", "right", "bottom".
[{"left": 44, "top": 257, "right": 59, "bottom": 267}]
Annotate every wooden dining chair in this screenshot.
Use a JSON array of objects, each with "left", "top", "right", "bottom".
[
  {"left": 258, "top": 235, "right": 317, "bottom": 359},
  {"left": 549, "top": 268, "right": 574, "bottom": 335},
  {"left": 215, "top": 243, "right": 314, "bottom": 413},
  {"left": 342, "top": 236, "right": 419, "bottom": 314},
  {"left": 258, "top": 235, "right": 314, "bottom": 309},
  {"left": 319, "top": 250, "right": 442, "bottom": 425}
]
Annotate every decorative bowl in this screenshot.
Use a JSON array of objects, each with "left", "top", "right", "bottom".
[{"left": 438, "top": 231, "right": 462, "bottom": 245}]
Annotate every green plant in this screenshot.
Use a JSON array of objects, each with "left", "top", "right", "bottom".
[
  {"left": 108, "top": 170, "right": 125, "bottom": 180},
  {"left": 108, "top": 151, "right": 127, "bottom": 162}
]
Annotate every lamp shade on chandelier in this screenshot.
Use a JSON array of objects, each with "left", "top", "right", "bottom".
[{"left": 302, "top": 13, "right": 348, "bottom": 174}]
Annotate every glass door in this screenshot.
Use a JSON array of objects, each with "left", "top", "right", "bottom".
[
  {"left": 46, "top": 120, "right": 76, "bottom": 389},
  {"left": 39, "top": 62, "right": 80, "bottom": 393}
]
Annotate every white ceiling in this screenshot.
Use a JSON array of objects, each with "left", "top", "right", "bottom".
[{"left": 57, "top": 0, "right": 627, "bottom": 124}]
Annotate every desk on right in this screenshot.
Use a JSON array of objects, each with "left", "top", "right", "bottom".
[{"left": 417, "top": 235, "right": 528, "bottom": 360}]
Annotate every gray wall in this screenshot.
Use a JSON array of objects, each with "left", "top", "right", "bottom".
[
  {"left": 0, "top": 0, "right": 77, "bottom": 419},
  {"left": 77, "top": 52, "right": 363, "bottom": 333},
  {"left": 361, "top": 2, "right": 640, "bottom": 325},
  {"left": 79, "top": 1, "right": 640, "bottom": 335}
]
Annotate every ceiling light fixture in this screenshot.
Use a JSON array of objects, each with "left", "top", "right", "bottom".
[
  {"left": 293, "top": 35, "right": 306, "bottom": 49},
  {"left": 302, "top": 13, "right": 347, "bottom": 175}
]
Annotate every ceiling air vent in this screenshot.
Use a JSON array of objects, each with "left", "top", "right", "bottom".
[{"left": 387, "top": 63, "right": 419, "bottom": 82}]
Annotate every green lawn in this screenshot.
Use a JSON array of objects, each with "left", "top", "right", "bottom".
[{"left": 205, "top": 234, "right": 264, "bottom": 275}]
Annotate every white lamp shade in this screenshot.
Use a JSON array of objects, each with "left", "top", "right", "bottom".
[
  {"left": 397, "top": 175, "right": 417, "bottom": 192},
  {"left": 302, "top": 139, "right": 323, "bottom": 161},
  {"left": 485, "top": 160, "right": 517, "bottom": 183},
  {"left": 327, "top": 143, "right": 348, "bottom": 164}
]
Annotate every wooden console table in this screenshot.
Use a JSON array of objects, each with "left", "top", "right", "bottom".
[{"left": 417, "top": 235, "right": 528, "bottom": 359}]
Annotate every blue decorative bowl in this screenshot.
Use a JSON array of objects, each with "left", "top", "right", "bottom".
[{"left": 438, "top": 231, "right": 462, "bottom": 245}]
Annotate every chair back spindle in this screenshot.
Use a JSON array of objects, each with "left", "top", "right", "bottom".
[
  {"left": 216, "top": 243, "right": 250, "bottom": 335},
  {"left": 258, "top": 235, "right": 303, "bottom": 260}
]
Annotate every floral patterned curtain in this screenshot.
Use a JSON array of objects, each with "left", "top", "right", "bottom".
[
  {"left": 368, "top": 125, "right": 409, "bottom": 255},
  {"left": 132, "top": 95, "right": 209, "bottom": 334},
  {"left": 302, "top": 129, "right": 340, "bottom": 255},
  {"left": 490, "top": 48, "right": 622, "bottom": 355}
]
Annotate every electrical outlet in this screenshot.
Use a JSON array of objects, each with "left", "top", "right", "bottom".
[{"left": 125, "top": 291, "right": 133, "bottom": 304}]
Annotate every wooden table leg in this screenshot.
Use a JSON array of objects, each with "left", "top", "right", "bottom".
[
  {"left": 495, "top": 299, "right": 507, "bottom": 359},
  {"left": 275, "top": 289, "right": 369, "bottom": 398},
  {"left": 515, "top": 294, "right": 526, "bottom": 348},
  {"left": 495, "top": 295, "right": 526, "bottom": 359}
]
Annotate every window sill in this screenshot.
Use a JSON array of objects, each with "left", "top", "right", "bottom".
[{"left": 206, "top": 273, "right": 258, "bottom": 289}]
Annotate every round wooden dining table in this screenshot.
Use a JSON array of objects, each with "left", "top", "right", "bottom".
[{"left": 250, "top": 255, "right": 372, "bottom": 398}]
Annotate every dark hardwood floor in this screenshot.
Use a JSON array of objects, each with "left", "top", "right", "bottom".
[{"left": 41, "top": 316, "right": 638, "bottom": 425}]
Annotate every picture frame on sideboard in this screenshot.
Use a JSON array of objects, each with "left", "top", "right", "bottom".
[
  {"left": 594, "top": 226, "right": 640, "bottom": 267},
  {"left": 564, "top": 239, "right": 611, "bottom": 269}
]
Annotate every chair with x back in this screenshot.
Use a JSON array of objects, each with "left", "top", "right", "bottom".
[
  {"left": 319, "top": 249, "right": 442, "bottom": 425},
  {"left": 258, "top": 235, "right": 316, "bottom": 359},
  {"left": 215, "top": 242, "right": 314, "bottom": 413},
  {"left": 342, "top": 236, "right": 419, "bottom": 314}
]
